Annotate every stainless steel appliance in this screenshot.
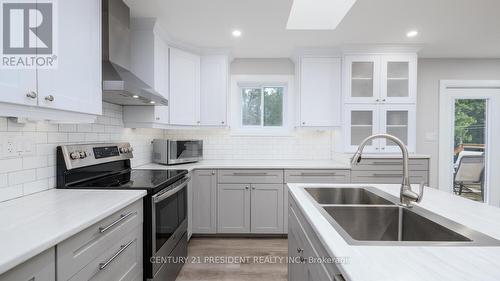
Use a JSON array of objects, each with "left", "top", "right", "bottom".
[
  {"left": 153, "top": 139, "right": 203, "bottom": 165},
  {"left": 56, "top": 142, "right": 188, "bottom": 281},
  {"left": 101, "top": 0, "right": 168, "bottom": 106}
]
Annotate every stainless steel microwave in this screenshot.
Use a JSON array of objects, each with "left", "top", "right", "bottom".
[{"left": 153, "top": 139, "right": 203, "bottom": 165}]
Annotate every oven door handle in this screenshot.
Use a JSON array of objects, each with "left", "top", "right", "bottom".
[{"left": 152, "top": 177, "right": 190, "bottom": 203}]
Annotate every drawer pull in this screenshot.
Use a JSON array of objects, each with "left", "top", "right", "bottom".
[
  {"left": 372, "top": 162, "right": 403, "bottom": 165},
  {"left": 372, "top": 173, "right": 403, "bottom": 178},
  {"left": 99, "top": 240, "right": 134, "bottom": 270},
  {"left": 299, "top": 173, "right": 337, "bottom": 177},
  {"left": 99, "top": 212, "right": 134, "bottom": 233},
  {"left": 231, "top": 172, "right": 268, "bottom": 176}
]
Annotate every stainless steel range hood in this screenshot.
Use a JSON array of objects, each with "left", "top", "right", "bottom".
[{"left": 101, "top": 0, "right": 168, "bottom": 106}]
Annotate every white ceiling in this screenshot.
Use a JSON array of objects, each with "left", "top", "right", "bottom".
[{"left": 124, "top": 0, "right": 500, "bottom": 58}]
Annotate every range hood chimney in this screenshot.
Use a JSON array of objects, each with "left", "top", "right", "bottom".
[{"left": 101, "top": 0, "right": 168, "bottom": 106}]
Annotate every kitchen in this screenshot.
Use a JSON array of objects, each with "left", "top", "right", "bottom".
[{"left": 1, "top": 0, "right": 500, "bottom": 280}]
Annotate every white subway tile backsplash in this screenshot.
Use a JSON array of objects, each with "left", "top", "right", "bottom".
[
  {"left": 0, "top": 102, "right": 159, "bottom": 202},
  {"left": 8, "top": 169, "right": 36, "bottom": 185}
]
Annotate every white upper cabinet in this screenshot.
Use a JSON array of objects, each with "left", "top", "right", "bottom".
[
  {"left": 126, "top": 19, "right": 169, "bottom": 126},
  {"left": 381, "top": 55, "right": 417, "bottom": 103},
  {"left": 0, "top": 0, "right": 101, "bottom": 120},
  {"left": 169, "top": 47, "right": 201, "bottom": 126},
  {"left": 37, "top": 0, "right": 102, "bottom": 115},
  {"left": 200, "top": 55, "right": 228, "bottom": 126},
  {"left": 344, "top": 54, "right": 416, "bottom": 104},
  {"left": 344, "top": 104, "right": 416, "bottom": 153},
  {"left": 299, "top": 57, "right": 342, "bottom": 127}
]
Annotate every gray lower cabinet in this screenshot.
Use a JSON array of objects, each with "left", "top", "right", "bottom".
[
  {"left": 0, "top": 248, "right": 55, "bottom": 281},
  {"left": 57, "top": 200, "right": 143, "bottom": 281},
  {"left": 217, "top": 184, "right": 251, "bottom": 233},
  {"left": 285, "top": 170, "right": 351, "bottom": 184},
  {"left": 288, "top": 193, "right": 347, "bottom": 281},
  {"left": 351, "top": 158, "right": 429, "bottom": 185},
  {"left": 251, "top": 184, "right": 284, "bottom": 233},
  {"left": 192, "top": 170, "right": 218, "bottom": 234}
]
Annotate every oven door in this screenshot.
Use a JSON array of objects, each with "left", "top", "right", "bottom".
[
  {"left": 168, "top": 140, "right": 203, "bottom": 164},
  {"left": 151, "top": 177, "right": 189, "bottom": 276}
]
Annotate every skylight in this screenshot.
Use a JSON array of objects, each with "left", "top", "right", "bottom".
[{"left": 286, "top": 0, "right": 357, "bottom": 30}]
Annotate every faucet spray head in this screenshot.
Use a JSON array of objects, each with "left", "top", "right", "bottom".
[{"left": 351, "top": 151, "right": 362, "bottom": 166}]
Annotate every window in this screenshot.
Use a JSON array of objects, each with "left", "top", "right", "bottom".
[{"left": 241, "top": 86, "right": 284, "bottom": 127}]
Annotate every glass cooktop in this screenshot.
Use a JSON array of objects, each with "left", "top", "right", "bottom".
[{"left": 69, "top": 169, "right": 187, "bottom": 193}]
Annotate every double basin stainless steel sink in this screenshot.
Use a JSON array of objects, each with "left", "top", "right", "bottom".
[{"left": 305, "top": 187, "right": 500, "bottom": 246}]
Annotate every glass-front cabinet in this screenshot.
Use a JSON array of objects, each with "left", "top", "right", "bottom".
[
  {"left": 344, "top": 55, "right": 381, "bottom": 103},
  {"left": 344, "top": 104, "right": 416, "bottom": 153},
  {"left": 344, "top": 54, "right": 416, "bottom": 104}
]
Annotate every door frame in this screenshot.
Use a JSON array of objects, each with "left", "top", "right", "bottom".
[{"left": 439, "top": 80, "right": 500, "bottom": 206}]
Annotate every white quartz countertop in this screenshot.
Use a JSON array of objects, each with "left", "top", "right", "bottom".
[
  {"left": 287, "top": 183, "right": 500, "bottom": 281},
  {"left": 136, "top": 156, "right": 430, "bottom": 172},
  {"left": 0, "top": 189, "right": 146, "bottom": 275},
  {"left": 137, "top": 159, "right": 353, "bottom": 171}
]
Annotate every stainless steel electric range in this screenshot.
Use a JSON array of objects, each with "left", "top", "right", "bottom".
[{"left": 56, "top": 142, "right": 188, "bottom": 281}]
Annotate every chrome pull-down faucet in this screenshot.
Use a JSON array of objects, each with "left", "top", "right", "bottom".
[{"left": 351, "top": 134, "right": 424, "bottom": 207}]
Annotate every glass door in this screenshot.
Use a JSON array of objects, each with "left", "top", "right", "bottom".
[
  {"left": 379, "top": 105, "right": 416, "bottom": 153},
  {"left": 344, "top": 55, "right": 380, "bottom": 103},
  {"left": 452, "top": 99, "right": 487, "bottom": 202},
  {"left": 381, "top": 55, "right": 416, "bottom": 103},
  {"left": 344, "top": 104, "right": 380, "bottom": 152}
]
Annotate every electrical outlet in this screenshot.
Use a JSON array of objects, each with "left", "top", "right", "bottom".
[{"left": 1, "top": 136, "right": 35, "bottom": 158}]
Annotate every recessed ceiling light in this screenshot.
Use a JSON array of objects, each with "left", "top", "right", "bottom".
[
  {"left": 406, "top": 30, "right": 418, "bottom": 38},
  {"left": 132, "top": 95, "right": 139, "bottom": 98},
  {"left": 232, "top": 30, "right": 242, "bottom": 37},
  {"left": 287, "top": 0, "right": 357, "bottom": 30},
  {"left": 149, "top": 101, "right": 155, "bottom": 104}
]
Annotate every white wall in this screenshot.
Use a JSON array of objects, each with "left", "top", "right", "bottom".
[
  {"left": 416, "top": 59, "right": 500, "bottom": 187},
  {"left": 0, "top": 102, "right": 164, "bottom": 202},
  {"left": 231, "top": 58, "right": 295, "bottom": 75}
]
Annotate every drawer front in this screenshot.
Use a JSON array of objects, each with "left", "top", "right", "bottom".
[
  {"left": 218, "top": 169, "right": 284, "bottom": 184},
  {"left": 285, "top": 170, "right": 350, "bottom": 184},
  {"left": 351, "top": 170, "right": 428, "bottom": 184},
  {"left": 57, "top": 200, "right": 143, "bottom": 281},
  {"left": 0, "top": 248, "right": 55, "bottom": 281},
  {"left": 68, "top": 225, "right": 142, "bottom": 281},
  {"left": 351, "top": 158, "right": 429, "bottom": 171}
]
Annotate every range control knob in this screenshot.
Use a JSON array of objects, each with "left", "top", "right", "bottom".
[
  {"left": 70, "top": 152, "right": 80, "bottom": 160},
  {"left": 79, "top": 151, "right": 87, "bottom": 159},
  {"left": 119, "top": 147, "right": 129, "bottom": 154}
]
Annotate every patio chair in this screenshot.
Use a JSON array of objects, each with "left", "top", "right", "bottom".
[{"left": 453, "top": 154, "right": 485, "bottom": 200}]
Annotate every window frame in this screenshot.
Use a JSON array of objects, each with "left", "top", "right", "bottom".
[
  {"left": 230, "top": 75, "right": 294, "bottom": 136},
  {"left": 240, "top": 84, "right": 286, "bottom": 128}
]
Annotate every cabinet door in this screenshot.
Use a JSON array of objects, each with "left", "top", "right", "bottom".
[
  {"left": 381, "top": 55, "right": 417, "bottom": 103},
  {"left": 169, "top": 47, "right": 201, "bottom": 126},
  {"left": 0, "top": 248, "right": 55, "bottom": 281},
  {"left": 37, "top": 0, "right": 102, "bottom": 115},
  {"left": 217, "top": 184, "right": 250, "bottom": 233},
  {"left": 201, "top": 55, "right": 228, "bottom": 126},
  {"left": 344, "top": 104, "right": 380, "bottom": 152},
  {"left": 154, "top": 106, "right": 169, "bottom": 124},
  {"left": 344, "top": 55, "right": 381, "bottom": 103},
  {"left": 192, "top": 170, "right": 217, "bottom": 234},
  {"left": 153, "top": 35, "right": 169, "bottom": 99},
  {"left": 379, "top": 104, "right": 416, "bottom": 153},
  {"left": 299, "top": 57, "right": 342, "bottom": 127},
  {"left": 251, "top": 184, "right": 283, "bottom": 233},
  {"left": 0, "top": 70, "right": 37, "bottom": 107}
]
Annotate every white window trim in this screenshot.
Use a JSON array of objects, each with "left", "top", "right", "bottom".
[{"left": 230, "top": 75, "right": 295, "bottom": 136}]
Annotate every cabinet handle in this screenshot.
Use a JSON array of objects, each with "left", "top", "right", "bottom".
[
  {"left": 382, "top": 99, "right": 386, "bottom": 102},
  {"left": 376, "top": 99, "right": 380, "bottom": 102},
  {"left": 232, "top": 172, "right": 268, "bottom": 176},
  {"left": 302, "top": 122, "right": 306, "bottom": 125},
  {"left": 44, "top": 95, "right": 54, "bottom": 102},
  {"left": 211, "top": 171, "right": 216, "bottom": 175},
  {"left": 99, "top": 212, "right": 134, "bottom": 233},
  {"left": 99, "top": 239, "right": 135, "bottom": 270},
  {"left": 221, "top": 121, "right": 225, "bottom": 124},
  {"left": 197, "top": 121, "right": 201, "bottom": 124},
  {"left": 299, "top": 172, "right": 337, "bottom": 177},
  {"left": 372, "top": 173, "right": 402, "bottom": 178},
  {"left": 26, "top": 91, "right": 37, "bottom": 99},
  {"left": 372, "top": 161, "right": 403, "bottom": 165},
  {"left": 245, "top": 186, "right": 249, "bottom": 190},
  {"left": 252, "top": 187, "right": 256, "bottom": 190},
  {"left": 381, "top": 147, "right": 386, "bottom": 150}
]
